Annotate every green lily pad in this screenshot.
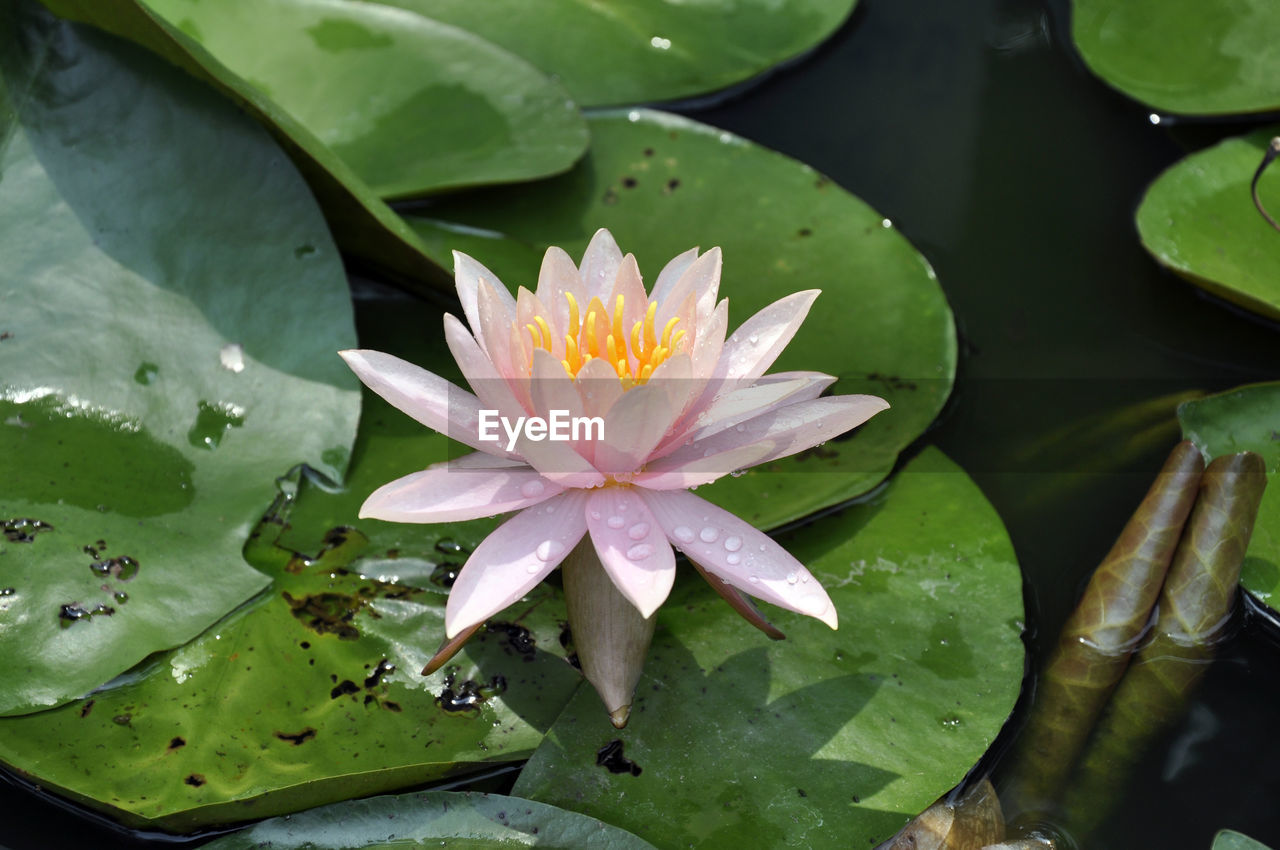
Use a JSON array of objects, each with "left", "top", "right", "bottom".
[
  {"left": 1072, "top": 0, "right": 1280, "bottom": 116},
  {"left": 406, "top": 109, "right": 956, "bottom": 531},
  {"left": 1178, "top": 383, "right": 1280, "bottom": 607},
  {"left": 372, "top": 0, "right": 857, "bottom": 107},
  {"left": 0, "top": 4, "right": 358, "bottom": 715},
  {"left": 37, "top": 0, "right": 444, "bottom": 290},
  {"left": 513, "top": 447, "right": 1024, "bottom": 848},
  {"left": 1136, "top": 128, "right": 1280, "bottom": 322},
  {"left": 141, "top": 0, "right": 588, "bottom": 200},
  {"left": 1215, "top": 831, "right": 1276, "bottom": 850},
  {"left": 203, "top": 790, "right": 657, "bottom": 849},
  {"left": 0, "top": 284, "right": 581, "bottom": 831}
]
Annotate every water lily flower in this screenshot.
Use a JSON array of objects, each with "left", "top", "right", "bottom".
[{"left": 340, "top": 229, "right": 888, "bottom": 722}]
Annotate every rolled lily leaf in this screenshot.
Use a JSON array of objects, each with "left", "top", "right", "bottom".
[
  {"left": 1000, "top": 441, "right": 1204, "bottom": 814},
  {"left": 1059, "top": 452, "right": 1268, "bottom": 837},
  {"left": 886, "top": 778, "right": 1005, "bottom": 850}
]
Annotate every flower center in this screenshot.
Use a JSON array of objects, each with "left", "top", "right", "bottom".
[{"left": 525, "top": 293, "right": 686, "bottom": 388}]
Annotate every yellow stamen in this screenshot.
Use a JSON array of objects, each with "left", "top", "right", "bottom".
[
  {"left": 584, "top": 311, "right": 600, "bottom": 357},
  {"left": 565, "top": 292, "right": 580, "bottom": 339},
  {"left": 534, "top": 316, "right": 553, "bottom": 351},
  {"left": 611, "top": 295, "right": 625, "bottom": 348},
  {"left": 643, "top": 302, "right": 658, "bottom": 352},
  {"left": 561, "top": 359, "right": 573, "bottom": 377},
  {"left": 672, "top": 329, "right": 687, "bottom": 350},
  {"left": 630, "top": 321, "right": 643, "bottom": 360},
  {"left": 606, "top": 334, "right": 619, "bottom": 367},
  {"left": 639, "top": 364, "right": 654, "bottom": 382},
  {"left": 526, "top": 324, "right": 540, "bottom": 353},
  {"left": 660, "top": 317, "right": 680, "bottom": 349}
]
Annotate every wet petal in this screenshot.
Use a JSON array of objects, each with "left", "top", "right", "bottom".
[
  {"left": 536, "top": 246, "right": 583, "bottom": 333},
  {"left": 650, "top": 246, "right": 700, "bottom": 303},
  {"left": 714, "top": 289, "right": 820, "bottom": 385},
  {"left": 338, "top": 349, "right": 515, "bottom": 458},
  {"left": 579, "top": 228, "right": 623, "bottom": 299},
  {"left": 594, "top": 380, "right": 677, "bottom": 474},
  {"left": 586, "top": 488, "right": 675, "bottom": 618},
  {"left": 642, "top": 395, "right": 889, "bottom": 486},
  {"left": 477, "top": 278, "right": 520, "bottom": 386},
  {"left": 360, "top": 466, "right": 562, "bottom": 524},
  {"left": 453, "top": 251, "right": 513, "bottom": 356},
  {"left": 445, "top": 491, "right": 589, "bottom": 637},
  {"left": 639, "top": 489, "right": 837, "bottom": 628}
]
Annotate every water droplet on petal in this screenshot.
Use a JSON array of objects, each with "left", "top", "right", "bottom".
[
  {"left": 520, "top": 480, "right": 546, "bottom": 499},
  {"left": 724, "top": 536, "right": 742, "bottom": 552},
  {"left": 699, "top": 527, "right": 718, "bottom": 543},
  {"left": 748, "top": 575, "right": 759, "bottom": 584},
  {"left": 626, "top": 544, "right": 654, "bottom": 561},
  {"left": 606, "top": 515, "right": 626, "bottom": 529},
  {"left": 726, "top": 553, "right": 741, "bottom": 565},
  {"left": 535, "top": 540, "right": 565, "bottom": 561},
  {"left": 526, "top": 562, "right": 541, "bottom": 574},
  {"left": 673, "top": 526, "right": 695, "bottom": 543},
  {"left": 747, "top": 333, "right": 759, "bottom": 345},
  {"left": 786, "top": 572, "right": 798, "bottom": 585},
  {"left": 590, "top": 510, "right": 602, "bottom": 520},
  {"left": 735, "top": 424, "right": 746, "bottom": 432},
  {"left": 628, "top": 522, "right": 650, "bottom": 540}
]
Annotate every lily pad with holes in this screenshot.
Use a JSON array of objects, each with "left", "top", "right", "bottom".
[
  {"left": 1072, "top": 0, "right": 1280, "bottom": 116},
  {"left": 372, "top": 0, "right": 857, "bottom": 107},
  {"left": 513, "top": 448, "right": 1025, "bottom": 849},
  {"left": 406, "top": 108, "right": 956, "bottom": 531},
  {"left": 0, "top": 282, "right": 582, "bottom": 830},
  {"left": 202, "top": 790, "right": 657, "bottom": 849},
  {"left": 1179, "top": 383, "right": 1280, "bottom": 607},
  {"left": 1136, "top": 128, "right": 1280, "bottom": 322},
  {"left": 0, "top": 3, "right": 358, "bottom": 715}
]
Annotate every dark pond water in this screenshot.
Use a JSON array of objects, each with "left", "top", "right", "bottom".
[{"left": 5, "top": 0, "right": 1280, "bottom": 847}]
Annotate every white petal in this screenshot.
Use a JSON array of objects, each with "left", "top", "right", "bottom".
[
  {"left": 714, "top": 290, "right": 819, "bottom": 385},
  {"left": 579, "top": 229, "right": 623, "bottom": 300},
  {"left": 338, "top": 349, "right": 515, "bottom": 458},
  {"left": 453, "top": 251, "right": 513, "bottom": 356},
  {"left": 641, "top": 395, "right": 889, "bottom": 486},
  {"left": 650, "top": 246, "right": 700, "bottom": 303},
  {"left": 445, "top": 491, "right": 589, "bottom": 637},
  {"left": 586, "top": 488, "right": 675, "bottom": 618},
  {"left": 360, "top": 466, "right": 562, "bottom": 524},
  {"left": 594, "top": 381, "right": 676, "bottom": 474},
  {"left": 639, "top": 489, "right": 837, "bottom": 628},
  {"left": 535, "top": 246, "right": 583, "bottom": 333}
]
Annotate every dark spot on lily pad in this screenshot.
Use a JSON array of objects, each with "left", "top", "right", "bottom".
[
  {"left": 486, "top": 622, "right": 536, "bottom": 659},
  {"left": 184, "top": 774, "right": 206, "bottom": 787},
  {"left": 329, "top": 680, "right": 359, "bottom": 699},
  {"left": 3, "top": 518, "right": 53, "bottom": 543},
  {"left": 435, "top": 672, "right": 507, "bottom": 715},
  {"left": 596, "top": 739, "right": 642, "bottom": 776},
  {"left": 79, "top": 700, "right": 94, "bottom": 719},
  {"left": 274, "top": 728, "right": 317, "bottom": 746},
  {"left": 168, "top": 737, "right": 186, "bottom": 750}
]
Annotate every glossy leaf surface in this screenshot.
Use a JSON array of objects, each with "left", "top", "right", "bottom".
[
  {"left": 1073, "top": 0, "right": 1280, "bottom": 115},
  {"left": 513, "top": 448, "right": 1024, "bottom": 849},
  {"left": 373, "top": 0, "right": 857, "bottom": 107},
  {"left": 37, "top": 0, "right": 448, "bottom": 289},
  {"left": 0, "top": 287, "right": 581, "bottom": 829},
  {"left": 408, "top": 109, "right": 956, "bottom": 530},
  {"left": 203, "top": 790, "right": 657, "bottom": 849},
  {"left": 143, "top": 0, "right": 588, "bottom": 199},
  {"left": 1179, "top": 383, "right": 1280, "bottom": 606},
  {"left": 0, "top": 4, "right": 358, "bottom": 715},
  {"left": 1137, "top": 128, "right": 1280, "bottom": 321}
]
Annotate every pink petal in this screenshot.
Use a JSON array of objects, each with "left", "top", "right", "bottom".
[
  {"left": 477, "top": 279, "right": 526, "bottom": 405},
  {"left": 608, "top": 254, "right": 648, "bottom": 361},
  {"left": 445, "top": 491, "right": 589, "bottom": 637},
  {"left": 453, "top": 251, "right": 514, "bottom": 357},
  {"left": 338, "top": 349, "right": 516, "bottom": 459},
  {"left": 714, "top": 290, "right": 820, "bottom": 385},
  {"left": 530, "top": 350, "right": 596, "bottom": 462},
  {"left": 579, "top": 229, "right": 623, "bottom": 300},
  {"left": 449, "top": 452, "right": 527, "bottom": 469},
  {"left": 444, "top": 315, "right": 604, "bottom": 488},
  {"left": 593, "top": 381, "right": 676, "bottom": 475},
  {"left": 639, "top": 489, "right": 837, "bottom": 628},
  {"left": 535, "top": 246, "right": 583, "bottom": 334},
  {"left": 650, "top": 246, "right": 700, "bottom": 303},
  {"left": 586, "top": 488, "right": 676, "bottom": 618},
  {"left": 360, "top": 466, "right": 563, "bottom": 524},
  {"left": 641, "top": 395, "right": 889, "bottom": 487},
  {"left": 574, "top": 356, "right": 625, "bottom": 421},
  {"left": 681, "top": 372, "right": 836, "bottom": 443}
]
